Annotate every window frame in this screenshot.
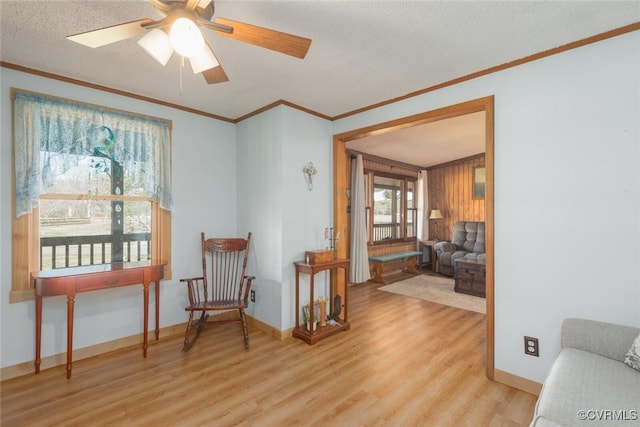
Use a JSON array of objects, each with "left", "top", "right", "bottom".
[
  {"left": 365, "top": 170, "right": 417, "bottom": 245},
  {"left": 10, "top": 89, "right": 172, "bottom": 303}
]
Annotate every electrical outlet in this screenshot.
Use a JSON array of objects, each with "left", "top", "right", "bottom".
[
  {"left": 250, "top": 290, "right": 256, "bottom": 303},
  {"left": 524, "top": 336, "right": 539, "bottom": 357}
]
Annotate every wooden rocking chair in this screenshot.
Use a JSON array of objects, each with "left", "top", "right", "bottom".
[{"left": 180, "top": 232, "right": 254, "bottom": 353}]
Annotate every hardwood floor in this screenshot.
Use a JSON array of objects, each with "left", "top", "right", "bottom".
[{"left": 1, "top": 280, "right": 536, "bottom": 426}]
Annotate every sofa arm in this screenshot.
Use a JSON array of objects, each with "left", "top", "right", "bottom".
[
  {"left": 561, "top": 318, "right": 640, "bottom": 363},
  {"left": 434, "top": 241, "right": 456, "bottom": 254}
]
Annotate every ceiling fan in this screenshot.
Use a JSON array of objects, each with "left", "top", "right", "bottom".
[{"left": 66, "top": 0, "right": 312, "bottom": 84}]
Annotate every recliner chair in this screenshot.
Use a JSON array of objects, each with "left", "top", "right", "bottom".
[{"left": 434, "top": 221, "right": 485, "bottom": 276}]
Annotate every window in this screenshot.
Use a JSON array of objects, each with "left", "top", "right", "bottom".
[
  {"left": 365, "top": 172, "right": 417, "bottom": 244},
  {"left": 10, "top": 89, "right": 173, "bottom": 302},
  {"left": 38, "top": 158, "right": 152, "bottom": 270}
]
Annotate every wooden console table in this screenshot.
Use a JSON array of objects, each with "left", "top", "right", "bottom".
[
  {"left": 33, "top": 260, "right": 166, "bottom": 378},
  {"left": 293, "top": 258, "right": 350, "bottom": 345}
]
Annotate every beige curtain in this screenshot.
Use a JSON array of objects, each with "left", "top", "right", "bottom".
[
  {"left": 350, "top": 155, "right": 371, "bottom": 283},
  {"left": 417, "top": 170, "right": 429, "bottom": 243}
]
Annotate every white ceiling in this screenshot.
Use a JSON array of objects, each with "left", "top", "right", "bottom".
[
  {"left": 1, "top": 1, "right": 638, "bottom": 167},
  {"left": 347, "top": 111, "right": 486, "bottom": 168}
]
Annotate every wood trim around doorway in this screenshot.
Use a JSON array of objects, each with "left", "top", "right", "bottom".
[{"left": 333, "top": 95, "right": 495, "bottom": 379}]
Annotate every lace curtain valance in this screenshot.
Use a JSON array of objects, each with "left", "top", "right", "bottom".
[{"left": 12, "top": 89, "right": 173, "bottom": 217}]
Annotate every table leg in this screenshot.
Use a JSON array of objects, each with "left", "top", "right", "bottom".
[
  {"left": 155, "top": 280, "right": 160, "bottom": 341},
  {"left": 309, "top": 275, "right": 315, "bottom": 335},
  {"left": 406, "top": 256, "right": 419, "bottom": 275},
  {"left": 143, "top": 281, "right": 149, "bottom": 357},
  {"left": 35, "top": 293, "right": 42, "bottom": 374},
  {"left": 328, "top": 274, "right": 334, "bottom": 321},
  {"left": 66, "top": 294, "right": 75, "bottom": 379},
  {"left": 432, "top": 250, "right": 438, "bottom": 272},
  {"left": 295, "top": 272, "right": 300, "bottom": 329},
  {"left": 343, "top": 266, "right": 349, "bottom": 322}
]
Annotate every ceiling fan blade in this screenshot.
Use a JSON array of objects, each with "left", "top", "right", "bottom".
[
  {"left": 201, "top": 66, "right": 229, "bottom": 84},
  {"left": 212, "top": 17, "right": 311, "bottom": 59},
  {"left": 196, "top": 41, "right": 227, "bottom": 84},
  {"left": 190, "top": 41, "right": 219, "bottom": 73},
  {"left": 67, "top": 19, "right": 153, "bottom": 48}
]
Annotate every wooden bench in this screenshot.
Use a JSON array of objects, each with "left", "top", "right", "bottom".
[{"left": 369, "top": 250, "right": 422, "bottom": 285}]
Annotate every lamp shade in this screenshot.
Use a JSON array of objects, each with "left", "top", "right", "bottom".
[
  {"left": 189, "top": 43, "right": 219, "bottom": 74},
  {"left": 170, "top": 17, "right": 204, "bottom": 58},
  {"left": 137, "top": 29, "right": 173, "bottom": 66},
  {"left": 429, "top": 209, "right": 443, "bottom": 220}
]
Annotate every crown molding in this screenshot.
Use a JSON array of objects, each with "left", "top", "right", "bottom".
[
  {"left": 3, "top": 22, "right": 638, "bottom": 124},
  {"left": 0, "top": 61, "right": 235, "bottom": 123}
]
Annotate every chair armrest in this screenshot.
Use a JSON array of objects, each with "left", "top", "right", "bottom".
[
  {"left": 179, "top": 277, "right": 205, "bottom": 305},
  {"left": 561, "top": 318, "right": 640, "bottom": 363},
  {"left": 244, "top": 275, "right": 256, "bottom": 289},
  {"left": 434, "top": 241, "right": 456, "bottom": 253}
]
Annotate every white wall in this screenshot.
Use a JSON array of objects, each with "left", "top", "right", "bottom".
[
  {"left": 0, "top": 68, "right": 237, "bottom": 369},
  {"left": 236, "top": 108, "right": 285, "bottom": 328},
  {"left": 3, "top": 30, "right": 639, "bottom": 386},
  {"left": 236, "top": 106, "right": 333, "bottom": 329},
  {"left": 333, "top": 31, "right": 640, "bottom": 382},
  {"left": 280, "top": 107, "right": 334, "bottom": 327}
]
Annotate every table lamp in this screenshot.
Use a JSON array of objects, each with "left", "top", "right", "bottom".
[{"left": 429, "top": 209, "right": 444, "bottom": 241}]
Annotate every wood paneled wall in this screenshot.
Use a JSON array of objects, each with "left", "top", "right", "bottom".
[{"left": 427, "top": 154, "right": 485, "bottom": 241}]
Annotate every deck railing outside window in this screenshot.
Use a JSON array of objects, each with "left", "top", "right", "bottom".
[
  {"left": 40, "top": 233, "right": 151, "bottom": 270},
  {"left": 373, "top": 223, "right": 400, "bottom": 241}
]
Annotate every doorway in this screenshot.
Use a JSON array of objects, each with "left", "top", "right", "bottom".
[{"left": 332, "top": 96, "right": 495, "bottom": 379}]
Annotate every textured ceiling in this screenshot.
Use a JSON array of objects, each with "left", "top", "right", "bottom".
[
  {"left": 1, "top": 0, "right": 638, "bottom": 121},
  {"left": 1, "top": 1, "right": 638, "bottom": 168}
]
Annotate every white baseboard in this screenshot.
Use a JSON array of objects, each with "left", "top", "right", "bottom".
[
  {"left": 494, "top": 368, "right": 542, "bottom": 396},
  {"left": 246, "top": 315, "right": 293, "bottom": 340},
  {"left": 1, "top": 314, "right": 288, "bottom": 381},
  {"left": 1, "top": 323, "right": 186, "bottom": 381}
]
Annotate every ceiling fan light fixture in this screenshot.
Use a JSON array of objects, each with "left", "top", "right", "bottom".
[
  {"left": 137, "top": 28, "right": 173, "bottom": 66},
  {"left": 189, "top": 44, "right": 219, "bottom": 74},
  {"left": 67, "top": 1, "right": 312, "bottom": 85},
  {"left": 170, "top": 17, "right": 204, "bottom": 58}
]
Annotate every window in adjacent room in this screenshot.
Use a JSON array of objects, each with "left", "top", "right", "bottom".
[
  {"left": 10, "top": 89, "right": 173, "bottom": 302},
  {"left": 366, "top": 172, "right": 417, "bottom": 244}
]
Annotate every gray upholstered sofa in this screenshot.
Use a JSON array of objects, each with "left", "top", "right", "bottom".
[
  {"left": 531, "top": 318, "right": 640, "bottom": 427},
  {"left": 434, "top": 221, "right": 485, "bottom": 276}
]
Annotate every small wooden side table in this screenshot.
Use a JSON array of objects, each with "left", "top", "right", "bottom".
[
  {"left": 418, "top": 240, "right": 438, "bottom": 271},
  {"left": 293, "top": 258, "right": 350, "bottom": 345}
]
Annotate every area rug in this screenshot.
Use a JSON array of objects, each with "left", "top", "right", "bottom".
[{"left": 378, "top": 274, "right": 486, "bottom": 314}]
